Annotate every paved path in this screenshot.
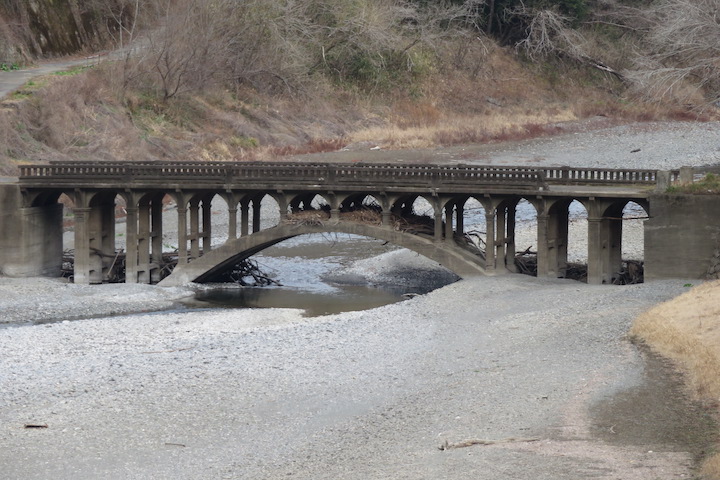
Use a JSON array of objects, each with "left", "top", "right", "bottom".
[{"left": 0, "top": 55, "right": 103, "bottom": 99}]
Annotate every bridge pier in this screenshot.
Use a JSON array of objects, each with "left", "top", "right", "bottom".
[
  {"left": 586, "top": 202, "right": 624, "bottom": 285},
  {"left": 484, "top": 210, "right": 496, "bottom": 272},
  {"left": 0, "top": 184, "right": 63, "bottom": 278},
  {"left": 536, "top": 200, "right": 570, "bottom": 278},
  {"left": 444, "top": 203, "right": 454, "bottom": 240},
  {"left": 491, "top": 200, "right": 518, "bottom": 273},
  {"left": 72, "top": 191, "right": 117, "bottom": 284},
  {"left": 253, "top": 197, "right": 264, "bottom": 233},
  {"left": 134, "top": 195, "right": 164, "bottom": 284}
]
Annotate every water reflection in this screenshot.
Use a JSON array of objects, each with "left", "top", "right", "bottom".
[{"left": 190, "top": 284, "right": 408, "bottom": 317}]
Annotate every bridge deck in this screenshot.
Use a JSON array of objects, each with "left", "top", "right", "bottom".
[{"left": 17, "top": 161, "right": 674, "bottom": 198}]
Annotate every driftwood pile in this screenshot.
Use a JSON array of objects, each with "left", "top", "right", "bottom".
[
  {"left": 514, "top": 250, "right": 644, "bottom": 284},
  {"left": 204, "top": 259, "right": 281, "bottom": 286},
  {"left": 611, "top": 260, "right": 644, "bottom": 285},
  {"left": 62, "top": 250, "right": 279, "bottom": 286},
  {"left": 283, "top": 210, "right": 331, "bottom": 226},
  {"left": 62, "top": 249, "right": 178, "bottom": 283},
  {"left": 283, "top": 207, "right": 436, "bottom": 235}
]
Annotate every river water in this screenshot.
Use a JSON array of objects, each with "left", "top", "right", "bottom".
[{"left": 185, "top": 233, "right": 459, "bottom": 316}]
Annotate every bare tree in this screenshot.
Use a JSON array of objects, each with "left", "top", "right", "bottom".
[
  {"left": 512, "top": 4, "right": 625, "bottom": 80},
  {"left": 626, "top": 0, "right": 720, "bottom": 105}
]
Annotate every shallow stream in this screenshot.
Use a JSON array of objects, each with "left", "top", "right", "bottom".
[{"left": 183, "top": 232, "right": 458, "bottom": 317}]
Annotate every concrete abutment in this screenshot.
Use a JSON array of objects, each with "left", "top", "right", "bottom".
[{"left": 0, "top": 184, "right": 63, "bottom": 277}]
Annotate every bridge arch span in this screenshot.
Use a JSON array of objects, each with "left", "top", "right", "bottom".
[{"left": 159, "top": 221, "right": 487, "bottom": 286}]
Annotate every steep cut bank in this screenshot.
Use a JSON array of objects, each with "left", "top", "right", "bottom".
[{"left": 0, "top": 0, "right": 131, "bottom": 62}]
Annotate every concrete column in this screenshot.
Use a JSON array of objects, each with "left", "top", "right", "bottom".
[
  {"left": 240, "top": 200, "right": 250, "bottom": 237},
  {"left": 223, "top": 192, "right": 239, "bottom": 241},
  {"left": 252, "top": 200, "right": 262, "bottom": 233},
  {"left": 276, "top": 194, "right": 289, "bottom": 224},
  {"left": 228, "top": 206, "right": 238, "bottom": 240},
  {"left": 495, "top": 207, "right": 506, "bottom": 270},
  {"left": 607, "top": 217, "right": 623, "bottom": 283},
  {"left": 151, "top": 199, "right": 164, "bottom": 284},
  {"left": 177, "top": 204, "right": 188, "bottom": 265},
  {"left": 189, "top": 199, "right": 200, "bottom": 260},
  {"left": 73, "top": 207, "right": 92, "bottom": 284},
  {"left": 537, "top": 204, "right": 569, "bottom": 278},
  {"left": 536, "top": 213, "right": 550, "bottom": 277},
  {"left": 382, "top": 211, "right": 392, "bottom": 227},
  {"left": 138, "top": 202, "right": 151, "bottom": 284},
  {"left": 485, "top": 211, "right": 496, "bottom": 272},
  {"left": 444, "top": 204, "right": 454, "bottom": 241},
  {"left": 555, "top": 210, "right": 569, "bottom": 278},
  {"left": 456, "top": 203, "right": 464, "bottom": 236},
  {"left": 505, "top": 203, "right": 517, "bottom": 273},
  {"left": 87, "top": 201, "right": 113, "bottom": 284},
  {"left": 125, "top": 206, "right": 139, "bottom": 284},
  {"left": 381, "top": 195, "right": 392, "bottom": 227},
  {"left": 202, "top": 198, "right": 212, "bottom": 254},
  {"left": 434, "top": 211, "right": 443, "bottom": 242},
  {"left": 587, "top": 217, "right": 605, "bottom": 285},
  {"left": 101, "top": 201, "right": 116, "bottom": 273}
]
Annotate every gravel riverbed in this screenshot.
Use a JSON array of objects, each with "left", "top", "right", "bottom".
[{"left": 1, "top": 120, "right": 719, "bottom": 479}]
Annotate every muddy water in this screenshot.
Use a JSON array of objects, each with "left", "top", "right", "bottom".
[
  {"left": 188, "top": 233, "right": 456, "bottom": 316},
  {"left": 591, "top": 348, "right": 717, "bottom": 462}
]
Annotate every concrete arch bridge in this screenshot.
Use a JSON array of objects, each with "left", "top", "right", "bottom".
[{"left": 9, "top": 161, "right": 687, "bottom": 285}]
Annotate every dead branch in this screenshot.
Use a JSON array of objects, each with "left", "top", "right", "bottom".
[{"left": 439, "top": 437, "right": 540, "bottom": 450}]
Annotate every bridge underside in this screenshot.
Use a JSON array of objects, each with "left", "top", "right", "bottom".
[
  {"left": 15, "top": 188, "right": 646, "bottom": 286},
  {"left": 160, "top": 222, "right": 487, "bottom": 286}
]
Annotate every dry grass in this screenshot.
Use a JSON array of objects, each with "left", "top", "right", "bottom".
[
  {"left": 630, "top": 280, "right": 720, "bottom": 479},
  {"left": 349, "top": 109, "right": 578, "bottom": 149},
  {"left": 0, "top": 29, "right": 712, "bottom": 175}
]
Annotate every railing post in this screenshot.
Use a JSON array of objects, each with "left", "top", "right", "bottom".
[{"left": 655, "top": 170, "right": 672, "bottom": 192}]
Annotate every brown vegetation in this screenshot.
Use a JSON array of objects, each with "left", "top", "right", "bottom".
[
  {"left": 0, "top": 0, "right": 719, "bottom": 177},
  {"left": 631, "top": 281, "right": 720, "bottom": 479}
]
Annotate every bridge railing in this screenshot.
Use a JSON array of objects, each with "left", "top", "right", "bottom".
[
  {"left": 19, "top": 161, "right": 675, "bottom": 188},
  {"left": 539, "top": 166, "right": 664, "bottom": 184}
]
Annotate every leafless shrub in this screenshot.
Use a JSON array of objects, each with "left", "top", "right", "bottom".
[
  {"left": 511, "top": 5, "right": 625, "bottom": 81},
  {"left": 625, "top": 0, "right": 720, "bottom": 105},
  {"left": 513, "top": 7, "right": 586, "bottom": 61}
]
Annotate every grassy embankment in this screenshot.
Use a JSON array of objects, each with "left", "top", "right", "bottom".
[{"left": 632, "top": 281, "right": 720, "bottom": 479}]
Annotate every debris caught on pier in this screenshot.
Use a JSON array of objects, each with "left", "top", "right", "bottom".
[
  {"left": 204, "top": 259, "right": 281, "bottom": 286},
  {"left": 283, "top": 207, "right": 437, "bottom": 235},
  {"left": 62, "top": 249, "right": 279, "bottom": 286},
  {"left": 284, "top": 210, "right": 330, "bottom": 226},
  {"left": 612, "top": 260, "right": 644, "bottom": 285},
  {"left": 514, "top": 251, "right": 644, "bottom": 284}
]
